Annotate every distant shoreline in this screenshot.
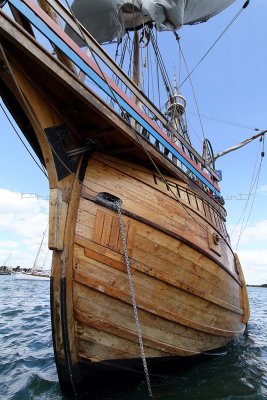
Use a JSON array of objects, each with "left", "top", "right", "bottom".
[{"left": 247, "top": 284, "right": 267, "bottom": 288}]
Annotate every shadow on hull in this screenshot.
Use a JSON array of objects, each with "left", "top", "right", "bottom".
[{"left": 59, "top": 348, "right": 228, "bottom": 399}]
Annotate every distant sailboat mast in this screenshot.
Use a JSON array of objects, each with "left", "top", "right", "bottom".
[{"left": 32, "top": 226, "right": 47, "bottom": 272}]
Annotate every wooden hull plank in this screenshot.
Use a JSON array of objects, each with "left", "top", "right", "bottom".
[{"left": 73, "top": 259, "right": 244, "bottom": 337}]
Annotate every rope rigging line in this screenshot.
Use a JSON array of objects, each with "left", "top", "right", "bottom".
[
  {"left": 150, "top": 30, "right": 173, "bottom": 98},
  {"left": 186, "top": 110, "right": 261, "bottom": 132},
  {"left": 110, "top": 35, "right": 129, "bottom": 108},
  {"left": 0, "top": 99, "right": 48, "bottom": 179},
  {"left": 235, "top": 159, "right": 263, "bottom": 250},
  {"left": 155, "top": 30, "right": 162, "bottom": 110},
  {"left": 229, "top": 140, "right": 262, "bottom": 239},
  {"left": 174, "top": 34, "right": 206, "bottom": 141},
  {"left": 114, "top": 35, "right": 128, "bottom": 84},
  {"left": 178, "top": 0, "right": 250, "bottom": 89},
  {"left": 234, "top": 136, "right": 265, "bottom": 250}
]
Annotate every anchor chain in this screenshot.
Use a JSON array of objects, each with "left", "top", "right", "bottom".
[{"left": 115, "top": 201, "right": 153, "bottom": 399}]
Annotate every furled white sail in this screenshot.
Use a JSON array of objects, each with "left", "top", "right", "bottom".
[{"left": 66, "top": 0, "right": 236, "bottom": 44}]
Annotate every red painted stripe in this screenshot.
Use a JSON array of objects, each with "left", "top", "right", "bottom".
[{"left": 21, "top": 0, "right": 220, "bottom": 191}]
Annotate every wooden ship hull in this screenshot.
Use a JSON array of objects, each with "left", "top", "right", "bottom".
[{"left": 0, "top": 0, "right": 249, "bottom": 397}]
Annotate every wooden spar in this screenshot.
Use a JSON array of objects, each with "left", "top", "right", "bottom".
[
  {"left": 211, "top": 129, "right": 267, "bottom": 164},
  {"left": 37, "top": 0, "right": 77, "bottom": 73}
]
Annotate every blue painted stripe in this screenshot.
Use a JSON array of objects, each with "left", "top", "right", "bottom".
[{"left": 8, "top": 0, "right": 220, "bottom": 197}]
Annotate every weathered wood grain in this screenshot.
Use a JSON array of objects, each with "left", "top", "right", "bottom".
[{"left": 68, "top": 153, "right": 249, "bottom": 364}]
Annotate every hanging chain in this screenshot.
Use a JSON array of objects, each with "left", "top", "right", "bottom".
[{"left": 115, "top": 201, "right": 153, "bottom": 399}]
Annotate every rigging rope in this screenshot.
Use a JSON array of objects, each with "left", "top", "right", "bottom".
[
  {"left": 0, "top": 100, "right": 48, "bottom": 178},
  {"left": 230, "top": 141, "right": 262, "bottom": 238},
  {"left": 114, "top": 35, "right": 128, "bottom": 84},
  {"left": 110, "top": 35, "right": 129, "bottom": 107},
  {"left": 186, "top": 110, "right": 261, "bottom": 132},
  {"left": 155, "top": 30, "right": 162, "bottom": 110},
  {"left": 174, "top": 34, "right": 206, "bottom": 141},
  {"left": 179, "top": 0, "right": 250, "bottom": 89},
  {"left": 150, "top": 30, "right": 172, "bottom": 97},
  {"left": 234, "top": 136, "right": 265, "bottom": 250}
]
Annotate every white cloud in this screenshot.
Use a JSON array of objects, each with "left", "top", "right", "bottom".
[
  {"left": 238, "top": 249, "right": 267, "bottom": 285},
  {"left": 259, "top": 185, "right": 267, "bottom": 195},
  {"left": 0, "top": 188, "right": 48, "bottom": 237},
  {"left": 228, "top": 219, "right": 267, "bottom": 248},
  {"left": 0, "top": 240, "right": 18, "bottom": 248},
  {"left": 238, "top": 220, "right": 267, "bottom": 245},
  {"left": 230, "top": 219, "right": 267, "bottom": 284},
  {"left": 0, "top": 188, "right": 51, "bottom": 269}
]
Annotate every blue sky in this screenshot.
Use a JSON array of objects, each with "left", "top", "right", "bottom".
[{"left": 0, "top": 0, "right": 266, "bottom": 283}]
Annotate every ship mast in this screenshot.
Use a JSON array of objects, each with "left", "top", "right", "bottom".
[
  {"left": 132, "top": 30, "right": 141, "bottom": 131},
  {"left": 132, "top": 29, "right": 141, "bottom": 111},
  {"left": 166, "top": 72, "right": 191, "bottom": 145},
  {"left": 132, "top": 31, "right": 140, "bottom": 92}
]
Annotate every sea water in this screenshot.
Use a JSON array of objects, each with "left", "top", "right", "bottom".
[{"left": 0, "top": 276, "right": 266, "bottom": 400}]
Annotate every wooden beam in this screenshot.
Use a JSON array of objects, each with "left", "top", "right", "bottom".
[
  {"left": 85, "top": 128, "right": 115, "bottom": 138},
  {"left": 107, "top": 145, "right": 136, "bottom": 155}
]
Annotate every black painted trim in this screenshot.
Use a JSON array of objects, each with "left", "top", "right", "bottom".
[
  {"left": 45, "top": 125, "right": 78, "bottom": 181},
  {"left": 59, "top": 276, "right": 78, "bottom": 396},
  {"left": 78, "top": 151, "right": 92, "bottom": 183}
]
